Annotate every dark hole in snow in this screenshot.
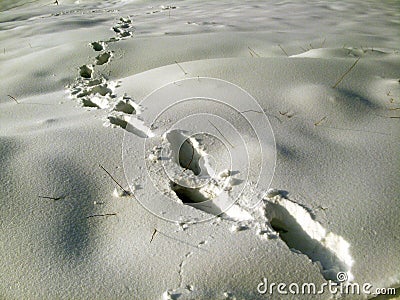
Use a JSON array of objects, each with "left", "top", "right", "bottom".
[
  {"left": 96, "top": 52, "right": 111, "bottom": 65},
  {"left": 114, "top": 100, "right": 136, "bottom": 114},
  {"left": 108, "top": 116, "right": 127, "bottom": 129},
  {"left": 170, "top": 181, "right": 208, "bottom": 204},
  {"left": 178, "top": 139, "right": 202, "bottom": 175},
  {"left": 266, "top": 201, "right": 351, "bottom": 282},
  {"left": 270, "top": 219, "right": 289, "bottom": 234},
  {"left": 91, "top": 42, "right": 104, "bottom": 51},
  {"left": 81, "top": 98, "right": 99, "bottom": 108},
  {"left": 79, "top": 65, "right": 92, "bottom": 79}
]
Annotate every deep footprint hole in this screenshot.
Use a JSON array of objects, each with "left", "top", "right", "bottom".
[
  {"left": 114, "top": 100, "right": 136, "bottom": 114},
  {"left": 270, "top": 218, "right": 289, "bottom": 234},
  {"left": 170, "top": 181, "right": 209, "bottom": 204},
  {"left": 108, "top": 116, "right": 127, "bottom": 129},
  {"left": 91, "top": 41, "right": 104, "bottom": 51},
  {"left": 170, "top": 181, "right": 225, "bottom": 217},
  {"left": 79, "top": 65, "right": 92, "bottom": 79},
  {"left": 96, "top": 52, "right": 112, "bottom": 65},
  {"left": 178, "top": 138, "right": 202, "bottom": 175},
  {"left": 165, "top": 131, "right": 203, "bottom": 176},
  {"left": 91, "top": 85, "right": 112, "bottom": 96},
  {"left": 82, "top": 98, "right": 99, "bottom": 108},
  {"left": 266, "top": 201, "right": 351, "bottom": 282},
  {"left": 120, "top": 31, "right": 132, "bottom": 38}
]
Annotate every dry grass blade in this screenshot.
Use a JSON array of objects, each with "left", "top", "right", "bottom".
[
  {"left": 332, "top": 57, "right": 361, "bottom": 89},
  {"left": 150, "top": 228, "right": 158, "bottom": 243},
  {"left": 38, "top": 195, "right": 63, "bottom": 201},
  {"left": 182, "top": 139, "right": 195, "bottom": 173},
  {"left": 241, "top": 109, "right": 283, "bottom": 123},
  {"left": 7, "top": 95, "right": 19, "bottom": 104},
  {"left": 278, "top": 44, "right": 289, "bottom": 57},
  {"left": 314, "top": 116, "right": 327, "bottom": 126},
  {"left": 99, "top": 164, "right": 130, "bottom": 195},
  {"left": 86, "top": 213, "right": 117, "bottom": 219},
  {"left": 208, "top": 120, "right": 234, "bottom": 148},
  {"left": 321, "top": 38, "right": 326, "bottom": 48},
  {"left": 279, "top": 111, "right": 294, "bottom": 118},
  {"left": 248, "top": 46, "right": 260, "bottom": 57},
  {"left": 174, "top": 60, "right": 188, "bottom": 75}
]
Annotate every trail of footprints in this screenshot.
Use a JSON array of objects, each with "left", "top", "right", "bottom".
[
  {"left": 67, "top": 16, "right": 142, "bottom": 133},
  {"left": 67, "top": 13, "right": 356, "bottom": 296}
]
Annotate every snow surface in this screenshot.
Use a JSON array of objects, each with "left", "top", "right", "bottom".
[{"left": 1, "top": 0, "right": 399, "bottom": 299}]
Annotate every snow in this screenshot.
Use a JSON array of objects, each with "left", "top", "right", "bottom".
[{"left": 1, "top": 0, "right": 399, "bottom": 299}]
